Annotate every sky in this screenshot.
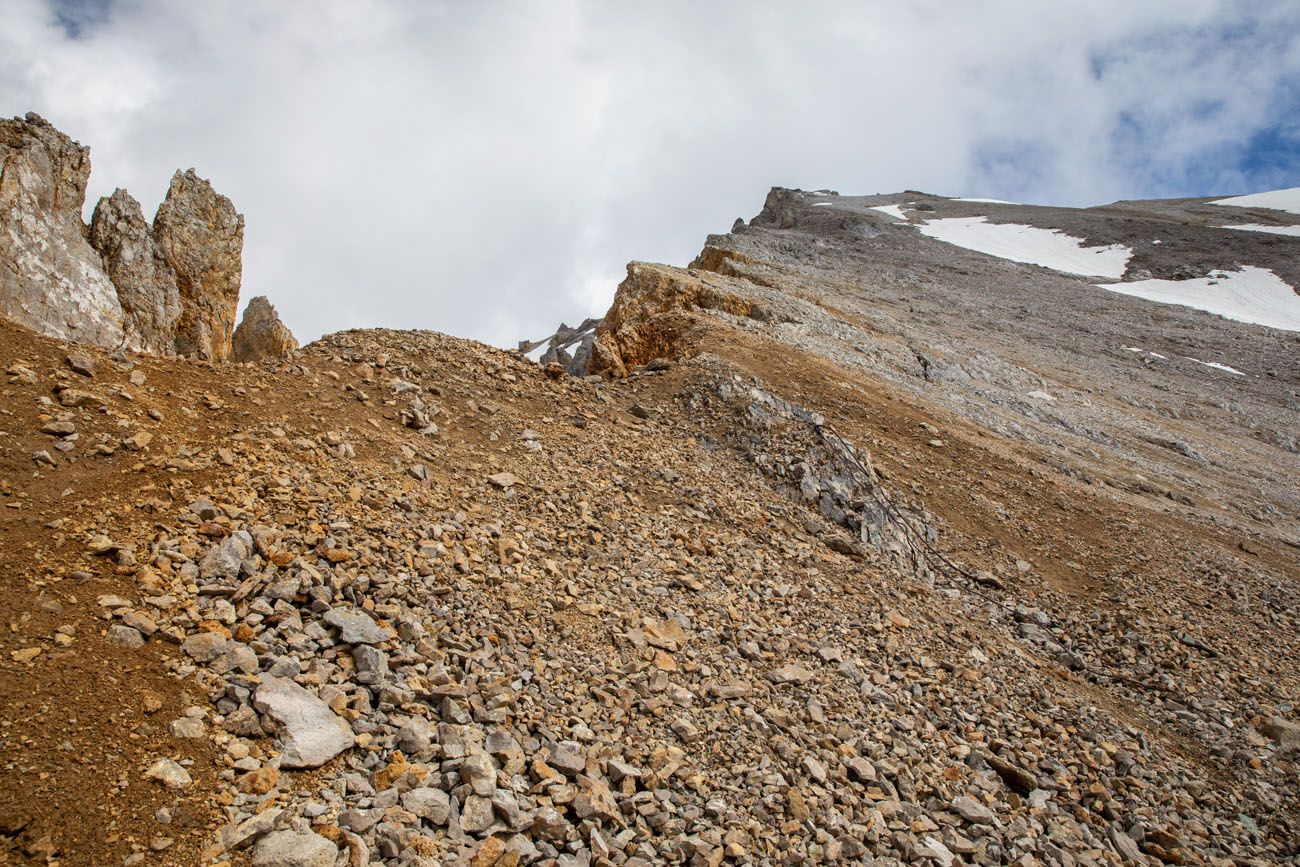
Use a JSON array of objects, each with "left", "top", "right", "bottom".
[{"left": 2, "top": 1, "right": 1298, "bottom": 347}]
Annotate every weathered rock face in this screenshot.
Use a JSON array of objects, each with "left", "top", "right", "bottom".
[
  {"left": 752, "top": 185, "right": 800, "bottom": 229},
  {"left": 588, "top": 260, "right": 785, "bottom": 377},
  {"left": 232, "top": 296, "right": 298, "bottom": 362},
  {"left": 1, "top": 113, "right": 264, "bottom": 362},
  {"left": 0, "top": 113, "right": 127, "bottom": 347},
  {"left": 88, "top": 188, "right": 182, "bottom": 355},
  {"left": 154, "top": 169, "right": 245, "bottom": 361}
]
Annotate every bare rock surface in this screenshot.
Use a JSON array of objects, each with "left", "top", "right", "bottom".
[
  {"left": 1, "top": 113, "right": 281, "bottom": 364},
  {"left": 233, "top": 295, "right": 298, "bottom": 362},
  {"left": 0, "top": 113, "right": 126, "bottom": 347},
  {"left": 88, "top": 187, "right": 182, "bottom": 354},
  {"left": 154, "top": 169, "right": 245, "bottom": 361}
]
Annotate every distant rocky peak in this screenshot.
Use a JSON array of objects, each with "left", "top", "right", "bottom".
[{"left": 517, "top": 317, "right": 601, "bottom": 376}]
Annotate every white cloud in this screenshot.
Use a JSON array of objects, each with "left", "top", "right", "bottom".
[{"left": 2, "top": 0, "right": 1297, "bottom": 346}]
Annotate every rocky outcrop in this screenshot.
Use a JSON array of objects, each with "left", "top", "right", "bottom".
[
  {"left": 0, "top": 112, "right": 127, "bottom": 347},
  {"left": 154, "top": 169, "right": 245, "bottom": 361},
  {"left": 752, "top": 186, "right": 800, "bottom": 229},
  {"left": 517, "top": 317, "right": 601, "bottom": 375},
  {"left": 1, "top": 113, "right": 264, "bottom": 362},
  {"left": 88, "top": 188, "right": 182, "bottom": 354},
  {"left": 588, "top": 261, "right": 787, "bottom": 377},
  {"left": 232, "top": 296, "right": 298, "bottom": 362}
]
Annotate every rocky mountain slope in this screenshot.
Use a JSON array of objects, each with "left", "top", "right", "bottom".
[{"left": 1, "top": 170, "right": 1298, "bottom": 866}]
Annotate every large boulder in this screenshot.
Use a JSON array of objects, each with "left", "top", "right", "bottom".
[
  {"left": 232, "top": 295, "right": 298, "bottom": 362},
  {"left": 153, "top": 168, "right": 245, "bottom": 361},
  {"left": 89, "top": 188, "right": 182, "bottom": 355},
  {"left": 0, "top": 113, "right": 126, "bottom": 347}
]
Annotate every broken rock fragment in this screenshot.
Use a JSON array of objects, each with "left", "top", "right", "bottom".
[
  {"left": 250, "top": 829, "right": 338, "bottom": 867},
  {"left": 253, "top": 676, "right": 354, "bottom": 769},
  {"left": 322, "top": 607, "right": 389, "bottom": 645}
]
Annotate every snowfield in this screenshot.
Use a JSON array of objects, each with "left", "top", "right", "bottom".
[
  {"left": 1210, "top": 187, "right": 1300, "bottom": 215},
  {"left": 915, "top": 216, "right": 1132, "bottom": 278},
  {"left": 954, "top": 197, "right": 1019, "bottom": 205},
  {"left": 1217, "top": 223, "right": 1300, "bottom": 238},
  {"left": 1099, "top": 266, "right": 1300, "bottom": 332}
]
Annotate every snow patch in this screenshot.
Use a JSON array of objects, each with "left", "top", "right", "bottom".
[
  {"left": 915, "top": 217, "right": 1131, "bottom": 278},
  {"left": 811, "top": 202, "right": 834, "bottom": 207},
  {"left": 954, "top": 197, "right": 1019, "bottom": 205},
  {"left": 1125, "top": 347, "right": 1167, "bottom": 360},
  {"left": 1099, "top": 266, "right": 1300, "bottom": 332},
  {"left": 1210, "top": 187, "right": 1300, "bottom": 216},
  {"left": 1187, "top": 358, "right": 1245, "bottom": 376},
  {"left": 870, "top": 204, "right": 912, "bottom": 220},
  {"left": 1217, "top": 223, "right": 1300, "bottom": 238}
]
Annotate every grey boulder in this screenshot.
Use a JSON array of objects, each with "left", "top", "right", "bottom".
[{"left": 323, "top": 607, "right": 390, "bottom": 645}]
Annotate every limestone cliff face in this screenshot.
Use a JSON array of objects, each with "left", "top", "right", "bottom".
[
  {"left": 88, "top": 188, "right": 182, "bottom": 355},
  {"left": 232, "top": 295, "right": 298, "bottom": 362},
  {"left": 0, "top": 113, "right": 127, "bottom": 346},
  {"left": 0, "top": 113, "right": 282, "bottom": 362},
  {"left": 154, "top": 169, "right": 245, "bottom": 361}
]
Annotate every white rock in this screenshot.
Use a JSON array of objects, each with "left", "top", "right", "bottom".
[
  {"left": 221, "top": 807, "right": 283, "bottom": 850},
  {"left": 951, "top": 795, "right": 996, "bottom": 825},
  {"left": 144, "top": 758, "right": 192, "bottom": 788},
  {"left": 918, "top": 836, "right": 955, "bottom": 867},
  {"left": 768, "top": 663, "right": 814, "bottom": 684},
  {"left": 251, "top": 830, "right": 338, "bottom": 867},
  {"left": 401, "top": 787, "right": 451, "bottom": 825},
  {"left": 253, "top": 676, "right": 354, "bottom": 768},
  {"left": 199, "top": 530, "right": 252, "bottom": 579}
]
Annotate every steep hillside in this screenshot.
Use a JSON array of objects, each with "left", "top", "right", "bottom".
[{"left": 1, "top": 184, "right": 1298, "bottom": 867}]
